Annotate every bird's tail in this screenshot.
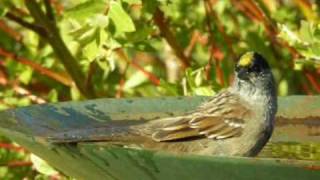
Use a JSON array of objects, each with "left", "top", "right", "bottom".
[{"left": 46, "top": 120, "right": 146, "bottom": 143}]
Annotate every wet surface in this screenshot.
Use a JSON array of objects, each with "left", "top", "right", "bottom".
[{"left": 260, "top": 142, "right": 320, "bottom": 161}]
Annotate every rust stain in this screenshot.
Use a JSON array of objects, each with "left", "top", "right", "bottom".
[
  {"left": 304, "top": 165, "right": 320, "bottom": 171},
  {"left": 276, "top": 116, "right": 320, "bottom": 126}
]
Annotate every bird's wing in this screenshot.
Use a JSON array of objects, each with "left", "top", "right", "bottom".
[{"left": 152, "top": 91, "right": 252, "bottom": 142}]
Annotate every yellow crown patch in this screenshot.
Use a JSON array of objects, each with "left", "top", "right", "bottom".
[{"left": 239, "top": 52, "right": 254, "bottom": 67}]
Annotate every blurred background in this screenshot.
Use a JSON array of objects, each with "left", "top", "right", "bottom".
[{"left": 0, "top": 0, "right": 319, "bottom": 179}]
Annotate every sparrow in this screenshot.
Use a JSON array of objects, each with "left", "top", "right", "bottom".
[{"left": 48, "top": 52, "right": 277, "bottom": 157}]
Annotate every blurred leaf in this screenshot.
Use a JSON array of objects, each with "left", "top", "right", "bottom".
[
  {"left": 123, "top": 0, "right": 142, "bottom": 4},
  {"left": 278, "top": 79, "right": 288, "bottom": 96},
  {"left": 141, "top": 0, "right": 159, "bottom": 14},
  {"left": 70, "top": 86, "right": 81, "bottom": 100},
  {"left": 193, "top": 86, "right": 215, "bottom": 96},
  {"left": 0, "top": 7, "right": 7, "bottom": 17},
  {"left": 185, "top": 68, "right": 196, "bottom": 90},
  {"left": 83, "top": 38, "right": 100, "bottom": 60},
  {"left": 47, "top": 89, "right": 58, "bottom": 103},
  {"left": 30, "top": 154, "right": 59, "bottom": 176},
  {"left": 109, "top": 1, "right": 136, "bottom": 33},
  {"left": 299, "top": 21, "right": 313, "bottom": 44},
  {"left": 278, "top": 24, "right": 301, "bottom": 46},
  {"left": 123, "top": 66, "right": 153, "bottom": 90},
  {"left": 65, "top": 0, "right": 106, "bottom": 21},
  {"left": 159, "top": 79, "right": 180, "bottom": 96},
  {"left": 18, "top": 67, "right": 33, "bottom": 85},
  {"left": 88, "top": 14, "right": 109, "bottom": 28}
]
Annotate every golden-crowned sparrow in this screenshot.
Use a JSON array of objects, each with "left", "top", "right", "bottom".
[{"left": 48, "top": 52, "right": 277, "bottom": 157}]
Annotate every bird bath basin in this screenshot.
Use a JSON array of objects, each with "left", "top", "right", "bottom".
[{"left": 0, "top": 96, "right": 319, "bottom": 179}]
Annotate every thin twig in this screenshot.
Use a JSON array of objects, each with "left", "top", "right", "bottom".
[
  {"left": 44, "top": 0, "right": 56, "bottom": 23},
  {"left": 115, "top": 49, "right": 160, "bottom": 86},
  {"left": 85, "top": 61, "right": 97, "bottom": 92},
  {"left": 5, "top": 11, "right": 47, "bottom": 37}
]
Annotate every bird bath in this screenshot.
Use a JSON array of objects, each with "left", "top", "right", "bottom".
[{"left": 0, "top": 96, "right": 319, "bottom": 179}]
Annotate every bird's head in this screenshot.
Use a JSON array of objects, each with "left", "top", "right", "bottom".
[
  {"left": 233, "top": 51, "right": 275, "bottom": 98},
  {"left": 235, "top": 52, "right": 271, "bottom": 83}
]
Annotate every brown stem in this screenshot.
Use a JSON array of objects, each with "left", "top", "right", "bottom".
[
  {"left": 44, "top": 0, "right": 56, "bottom": 23},
  {"left": 153, "top": 7, "right": 190, "bottom": 68},
  {"left": 85, "top": 61, "right": 97, "bottom": 92},
  {"left": 24, "top": 0, "right": 96, "bottom": 98}
]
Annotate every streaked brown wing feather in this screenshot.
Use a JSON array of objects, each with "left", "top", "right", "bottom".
[
  {"left": 152, "top": 91, "right": 250, "bottom": 142},
  {"left": 152, "top": 128, "right": 200, "bottom": 142}
]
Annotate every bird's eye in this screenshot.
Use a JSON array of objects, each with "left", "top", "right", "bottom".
[
  {"left": 249, "top": 65, "right": 261, "bottom": 73},
  {"left": 253, "top": 66, "right": 261, "bottom": 72}
]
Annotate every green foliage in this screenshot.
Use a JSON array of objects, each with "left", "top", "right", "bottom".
[
  {"left": 0, "top": 0, "right": 319, "bottom": 178},
  {"left": 279, "top": 21, "right": 320, "bottom": 64}
]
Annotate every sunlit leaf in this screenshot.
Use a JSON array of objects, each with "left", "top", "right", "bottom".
[
  {"left": 18, "top": 67, "right": 33, "bottom": 85},
  {"left": 109, "top": 1, "right": 136, "bottom": 33},
  {"left": 65, "top": 0, "right": 106, "bottom": 21},
  {"left": 123, "top": 66, "right": 153, "bottom": 90},
  {"left": 30, "top": 154, "right": 59, "bottom": 176},
  {"left": 123, "top": 0, "right": 142, "bottom": 4}
]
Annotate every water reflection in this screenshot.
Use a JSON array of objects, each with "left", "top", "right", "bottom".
[{"left": 259, "top": 142, "right": 320, "bottom": 161}]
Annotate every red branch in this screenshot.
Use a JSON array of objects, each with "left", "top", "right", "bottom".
[
  {"left": 0, "top": 62, "right": 47, "bottom": 104},
  {"left": 304, "top": 70, "right": 320, "bottom": 93},
  {"left": 12, "top": 81, "right": 47, "bottom": 104},
  {"left": 116, "top": 78, "right": 126, "bottom": 98},
  {"left": 6, "top": 161, "right": 33, "bottom": 167},
  {"left": 0, "top": 48, "right": 72, "bottom": 87},
  {"left": 115, "top": 49, "right": 160, "bottom": 86},
  {"left": 50, "top": 0, "right": 64, "bottom": 15},
  {"left": 0, "top": 142, "right": 27, "bottom": 152}
]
